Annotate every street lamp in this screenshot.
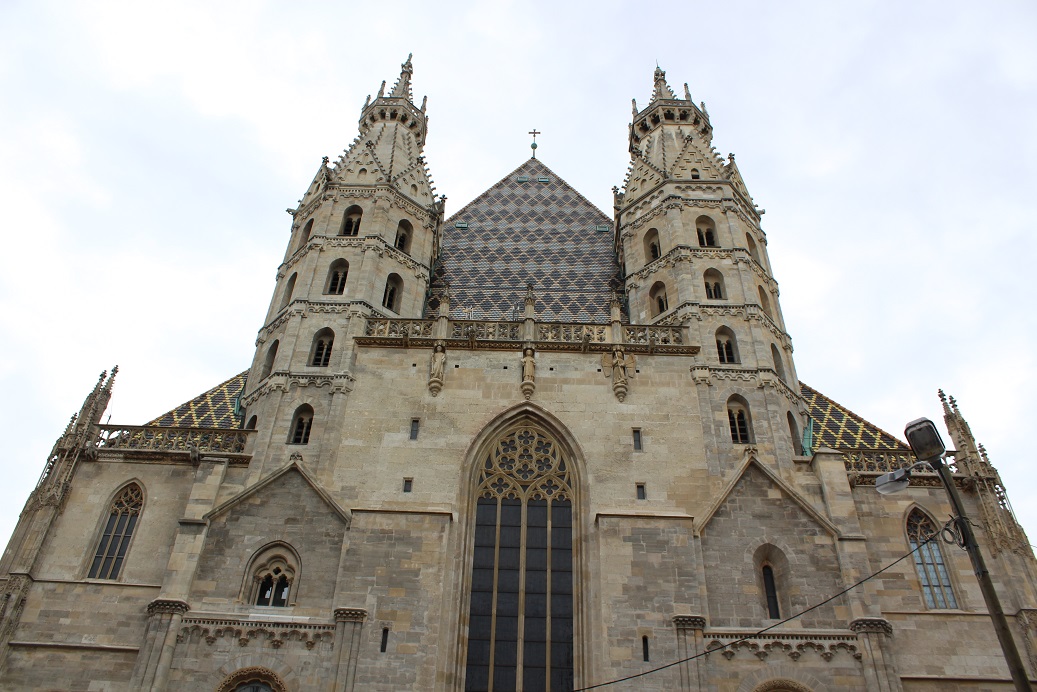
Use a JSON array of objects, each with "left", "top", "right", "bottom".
[{"left": 875, "top": 417, "right": 1032, "bottom": 691}]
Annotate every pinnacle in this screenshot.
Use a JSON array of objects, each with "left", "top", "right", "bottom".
[
  {"left": 389, "top": 53, "right": 414, "bottom": 101},
  {"left": 650, "top": 66, "right": 676, "bottom": 102}
]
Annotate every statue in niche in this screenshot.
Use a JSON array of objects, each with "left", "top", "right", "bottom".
[
  {"left": 428, "top": 343, "right": 446, "bottom": 397},
  {"left": 601, "top": 348, "right": 636, "bottom": 402},
  {"left": 520, "top": 347, "right": 536, "bottom": 401}
]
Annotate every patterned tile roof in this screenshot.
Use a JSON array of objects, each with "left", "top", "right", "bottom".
[
  {"left": 800, "top": 382, "right": 907, "bottom": 451},
  {"left": 429, "top": 158, "right": 622, "bottom": 323},
  {"left": 147, "top": 372, "right": 247, "bottom": 429},
  {"left": 146, "top": 370, "right": 906, "bottom": 454}
]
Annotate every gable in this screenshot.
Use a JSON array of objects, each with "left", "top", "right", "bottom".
[{"left": 430, "top": 158, "right": 620, "bottom": 323}]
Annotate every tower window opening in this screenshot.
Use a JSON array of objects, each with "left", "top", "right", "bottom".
[
  {"left": 278, "top": 273, "right": 297, "bottom": 312},
  {"left": 746, "top": 232, "right": 762, "bottom": 264},
  {"left": 727, "top": 395, "right": 752, "bottom": 444},
  {"left": 403, "top": 478, "right": 413, "bottom": 493},
  {"left": 247, "top": 546, "right": 297, "bottom": 608},
  {"left": 643, "top": 227, "right": 662, "bottom": 265},
  {"left": 289, "top": 405, "right": 314, "bottom": 445},
  {"left": 715, "top": 327, "right": 739, "bottom": 364},
  {"left": 298, "top": 218, "right": 314, "bottom": 252},
  {"left": 762, "top": 565, "right": 780, "bottom": 618},
  {"left": 703, "top": 268, "right": 725, "bottom": 300},
  {"left": 324, "top": 259, "right": 349, "bottom": 295},
  {"left": 395, "top": 219, "right": 413, "bottom": 254},
  {"left": 260, "top": 340, "right": 279, "bottom": 380},
  {"left": 380, "top": 627, "right": 389, "bottom": 653},
  {"left": 340, "top": 205, "right": 363, "bottom": 236},
  {"left": 636, "top": 483, "right": 647, "bottom": 500},
  {"left": 649, "top": 281, "right": 669, "bottom": 317},
  {"left": 382, "top": 273, "right": 403, "bottom": 313},
  {"left": 410, "top": 418, "right": 420, "bottom": 440},
  {"left": 758, "top": 285, "right": 774, "bottom": 319},
  {"left": 696, "top": 215, "right": 717, "bottom": 247},
  {"left": 690, "top": 168, "right": 700, "bottom": 180},
  {"left": 310, "top": 328, "right": 335, "bottom": 368},
  {"left": 632, "top": 428, "right": 643, "bottom": 451}
]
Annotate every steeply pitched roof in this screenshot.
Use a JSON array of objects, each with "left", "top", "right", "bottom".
[
  {"left": 429, "top": 158, "right": 621, "bottom": 323},
  {"left": 145, "top": 371, "right": 907, "bottom": 454},
  {"left": 146, "top": 372, "right": 247, "bottom": 429},
  {"left": 801, "top": 382, "right": 907, "bottom": 450}
]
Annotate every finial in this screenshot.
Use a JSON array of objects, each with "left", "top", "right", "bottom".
[
  {"left": 528, "top": 129, "right": 541, "bottom": 159},
  {"left": 979, "top": 443, "right": 990, "bottom": 463},
  {"left": 390, "top": 53, "right": 414, "bottom": 99},
  {"left": 321, "top": 156, "right": 329, "bottom": 166},
  {"left": 524, "top": 282, "right": 536, "bottom": 306},
  {"left": 377, "top": 80, "right": 386, "bottom": 98},
  {"left": 949, "top": 395, "right": 959, "bottom": 413},
  {"left": 364, "top": 94, "right": 371, "bottom": 108},
  {"left": 631, "top": 98, "right": 638, "bottom": 116},
  {"left": 700, "top": 100, "right": 708, "bottom": 115},
  {"left": 651, "top": 65, "right": 675, "bottom": 101},
  {"left": 684, "top": 83, "right": 692, "bottom": 101},
  {"left": 420, "top": 95, "right": 427, "bottom": 112}
]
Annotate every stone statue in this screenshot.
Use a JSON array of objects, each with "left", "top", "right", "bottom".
[
  {"left": 428, "top": 344, "right": 446, "bottom": 397},
  {"left": 522, "top": 348, "right": 536, "bottom": 383},
  {"left": 601, "top": 348, "right": 636, "bottom": 402}
]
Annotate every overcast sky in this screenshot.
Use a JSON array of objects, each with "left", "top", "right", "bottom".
[{"left": 1, "top": 1, "right": 1035, "bottom": 552}]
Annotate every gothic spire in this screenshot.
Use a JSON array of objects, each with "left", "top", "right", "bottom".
[
  {"left": 389, "top": 53, "right": 414, "bottom": 101},
  {"left": 651, "top": 66, "right": 676, "bottom": 102}
]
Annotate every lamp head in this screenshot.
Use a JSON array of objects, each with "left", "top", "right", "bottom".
[
  {"left": 875, "top": 467, "right": 912, "bottom": 495},
  {"left": 904, "top": 418, "right": 946, "bottom": 462}
]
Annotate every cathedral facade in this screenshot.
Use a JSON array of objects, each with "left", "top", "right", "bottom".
[{"left": 1, "top": 57, "right": 1035, "bottom": 691}]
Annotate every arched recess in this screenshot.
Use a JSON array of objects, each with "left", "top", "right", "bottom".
[
  {"left": 454, "top": 403, "right": 587, "bottom": 692},
  {"left": 787, "top": 412, "right": 803, "bottom": 456},
  {"left": 339, "top": 205, "right": 363, "bottom": 236},
  {"left": 260, "top": 340, "right": 278, "bottom": 380},
  {"left": 395, "top": 219, "right": 413, "bottom": 254},
  {"left": 758, "top": 285, "right": 773, "bottom": 319},
  {"left": 643, "top": 227, "right": 661, "bottom": 263},
  {"left": 296, "top": 218, "right": 314, "bottom": 254},
  {"left": 216, "top": 666, "right": 287, "bottom": 692},
  {"left": 752, "top": 543, "right": 791, "bottom": 620},
  {"left": 703, "top": 268, "right": 725, "bottom": 300},
  {"left": 278, "top": 273, "right": 297, "bottom": 312},
  {"left": 696, "top": 215, "right": 717, "bottom": 247},
  {"left": 771, "top": 344, "right": 787, "bottom": 383},
  {"left": 649, "top": 281, "right": 669, "bottom": 317},
  {"left": 240, "top": 541, "right": 301, "bottom": 608}
]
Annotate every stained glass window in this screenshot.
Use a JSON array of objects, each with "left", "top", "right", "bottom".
[
  {"left": 907, "top": 509, "right": 958, "bottom": 609},
  {"left": 88, "top": 483, "right": 143, "bottom": 580},
  {"left": 465, "top": 425, "right": 575, "bottom": 691}
]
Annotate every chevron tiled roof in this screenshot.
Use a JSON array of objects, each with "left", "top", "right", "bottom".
[
  {"left": 147, "top": 372, "right": 247, "bottom": 429},
  {"left": 800, "top": 382, "right": 907, "bottom": 451},
  {"left": 429, "top": 158, "right": 622, "bottom": 323}
]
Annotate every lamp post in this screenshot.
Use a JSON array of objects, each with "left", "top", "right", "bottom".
[{"left": 875, "top": 418, "right": 1032, "bottom": 691}]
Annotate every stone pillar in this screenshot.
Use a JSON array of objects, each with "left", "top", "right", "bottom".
[
  {"left": 673, "top": 615, "right": 706, "bottom": 692},
  {"left": 332, "top": 607, "right": 367, "bottom": 691},
  {"left": 849, "top": 617, "right": 902, "bottom": 692},
  {"left": 134, "top": 598, "right": 190, "bottom": 692}
]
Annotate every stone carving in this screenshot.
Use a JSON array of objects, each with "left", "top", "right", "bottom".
[
  {"left": 849, "top": 617, "right": 893, "bottom": 636},
  {"left": 428, "top": 343, "right": 446, "bottom": 397},
  {"left": 520, "top": 348, "right": 536, "bottom": 400},
  {"left": 602, "top": 348, "right": 635, "bottom": 402},
  {"left": 147, "top": 598, "right": 190, "bottom": 616}
]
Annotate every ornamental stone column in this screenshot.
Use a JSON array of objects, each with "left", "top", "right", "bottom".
[
  {"left": 849, "top": 617, "right": 902, "bottom": 692},
  {"left": 333, "top": 607, "right": 367, "bottom": 691},
  {"left": 673, "top": 615, "right": 706, "bottom": 691}
]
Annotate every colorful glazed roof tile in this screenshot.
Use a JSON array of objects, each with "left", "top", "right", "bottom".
[
  {"left": 800, "top": 382, "right": 907, "bottom": 450},
  {"left": 147, "top": 372, "right": 247, "bottom": 429},
  {"left": 429, "top": 158, "right": 622, "bottom": 323}
]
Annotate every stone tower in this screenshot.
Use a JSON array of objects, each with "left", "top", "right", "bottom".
[
  {"left": 617, "top": 66, "right": 808, "bottom": 468},
  {"left": 241, "top": 54, "right": 444, "bottom": 478}
]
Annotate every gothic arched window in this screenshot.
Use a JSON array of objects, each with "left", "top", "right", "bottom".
[
  {"left": 260, "top": 340, "right": 278, "bottom": 380},
  {"left": 324, "top": 259, "right": 349, "bottom": 295},
  {"left": 696, "top": 215, "right": 717, "bottom": 247},
  {"left": 643, "top": 228, "right": 661, "bottom": 264},
  {"left": 649, "top": 281, "right": 669, "bottom": 317},
  {"left": 395, "top": 219, "right": 413, "bottom": 253},
  {"left": 771, "top": 344, "right": 787, "bottom": 383},
  {"left": 703, "top": 268, "right": 725, "bottom": 300},
  {"left": 310, "top": 328, "right": 334, "bottom": 367},
  {"left": 288, "top": 405, "right": 314, "bottom": 445},
  {"left": 727, "top": 395, "right": 753, "bottom": 444},
  {"left": 278, "top": 273, "right": 297, "bottom": 312},
  {"left": 382, "top": 273, "right": 403, "bottom": 313},
  {"left": 88, "top": 483, "right": 144, "bottom": 580},
  {"left": 907, "top": 509, "right": 958, "bottom": 609},
  {"left": 246, "top": 543, "right": 298, "bottom": 608},
  {"left": 758, "top": 286, "right": 773, "bottom": 319},
  {"left": 465, "top": 424, "right": 575, "bottom": 691},
  {"left": 340, "top": 205, "right": 363, "bottom": 236},
  {"left": 716, "top": 327, "right": 738, "bottom": 364}
]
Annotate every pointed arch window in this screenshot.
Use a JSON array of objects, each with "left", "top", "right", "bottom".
[
  {"left": 278, "top": 273, "right": 297, "bottom": 312},
  {"left": 260, "top": 340, "right": 278, "bottom": 380},
  {"left": 696, "top": 215, "right": 717, "bottom": 247},
  {"left": 383, "top": 273, "right": 403, "bottom": 313},
  {"left": 649, "top": 281, "right": 669, "bottom": 317},
  {"left": 296, "top": 218, "right": 314, "bottom": 253},
  {"left": 395, "top": 219, "right": 413, "bottom": 254},
  {"left": 310, "top": 328, "right": 334, "bottom": 367},
  {"left": 715, "top": 327, "right": 738, "bottom": 364},
  {"left": 703, "top": 268, "right": 725, "bottom": 300},
  {"left": 465, "top": 424, "right": 575, "bottom": 691},
  {"left": 88, "top": 483, "right": 143, "bottom": 580},
  {"left": 324, "top": 259, "right": 349, "bottom": 295},
  {"left": 908, "top": 509, "right": 958, "bottom": 609},
  {"left": 340, "top": 205, "right": 363, "bottom": 236},
  {"left": 643, "top": 228, "right": 661, "bottom": 264},
  {"left": 727, "top": 395, "right": 753, "bottom": 444},
  {"left": 289, "top": 404, "right": 314, "bottom": 445},
  {"left": 246, "top": 544, "right": 299, "bottom": 608}
]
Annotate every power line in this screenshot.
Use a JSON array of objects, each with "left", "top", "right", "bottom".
[{"left": 571, "top": 534, "right": 939, "bottom": 691}]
